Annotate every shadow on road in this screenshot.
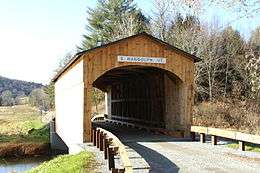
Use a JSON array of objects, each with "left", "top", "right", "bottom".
[
  {"left": 125, "top": 142, "right": 179, "bottom": 173},
  {"left": 94, "top": 121, "right": 183, "bottom": 172}
]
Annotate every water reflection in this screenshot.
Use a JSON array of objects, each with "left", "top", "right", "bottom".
[{"left": 0, "top": 157, "right": 50, "bottom": 173}]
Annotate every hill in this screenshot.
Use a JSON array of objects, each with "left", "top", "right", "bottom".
[{"left": 0, "top": 76, "right": 43, "bottom": 98}]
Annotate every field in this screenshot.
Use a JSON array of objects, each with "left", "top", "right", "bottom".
[{"left": 0, "top": 105, "right": 49, "bottom": 157}]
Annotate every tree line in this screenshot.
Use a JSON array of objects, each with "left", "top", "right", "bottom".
[
  {"left": 0, "top": 87, "right": 53, "bottom": 111},
  {"left": 52, "top": 0, "right": 259, "bottom": 109},
  {"left": 80, "top": 0, "right": 259, "bottom": 103},
  {"left": 0, "top": 76, "right": 54, "bottom": 111}
]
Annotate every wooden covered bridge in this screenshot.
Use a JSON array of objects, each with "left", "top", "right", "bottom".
[{"left": 52, "top": 32, "right": 200, "bottom": 148}]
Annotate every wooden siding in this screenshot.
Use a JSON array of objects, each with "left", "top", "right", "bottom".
[{"left": 83, "top": 34, "right": 195, "bottom": 140}]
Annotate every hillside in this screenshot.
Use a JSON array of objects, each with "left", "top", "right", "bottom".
[{"left": 0, "top": 76, "right": 43, "bottom": 98}]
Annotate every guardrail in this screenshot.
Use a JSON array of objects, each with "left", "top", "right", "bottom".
[
  {"left": 91, "top": 114, "right": 132, "bottom": 173},
  {"left": 91, "top": 114, "right": 184, "bottom": 138},
  {"left": 91, "top": 113, "right": 106, "bottom": 122},
  {"left": 191, "top": 126, "right": 260, "bottom": 151},
  {"left": 106, "top": 119, "right": 184, "bottom": 138},
  {"left": 91, "top": 127, "right": 133, "bottom": 173}
]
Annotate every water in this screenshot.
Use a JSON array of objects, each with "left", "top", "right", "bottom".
[{"left": 0, "top": 157, "right": 50, "bottom": 173}]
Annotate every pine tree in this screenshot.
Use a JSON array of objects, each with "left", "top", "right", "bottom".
[{"left": 79, "top": 0, "right": 149, "bottom": 50}]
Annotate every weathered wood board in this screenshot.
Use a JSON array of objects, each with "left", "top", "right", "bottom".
[{"left": 54, "top": 33, "right": 197, "bottom": 142}]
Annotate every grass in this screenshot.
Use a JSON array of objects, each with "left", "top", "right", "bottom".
[
  {"left": 27, "top": 152, "right": 96, "bottom": 173},
  {"left": 0, "top": 105, "right": 50, "bottom": 157},
  {"left": 0, "top": 105, "right": 49, "bottom": 143},
  {"left": 227, "top": 142, "right": 260, "bottom": 152}
]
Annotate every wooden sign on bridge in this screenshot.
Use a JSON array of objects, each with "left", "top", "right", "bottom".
[{"left": 52, "top": 32, "right": 200, "bottom": 146}]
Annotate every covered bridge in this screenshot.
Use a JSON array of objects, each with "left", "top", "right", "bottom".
[{"left": 52, "top": 32, "right": 200, "bottom": 148}]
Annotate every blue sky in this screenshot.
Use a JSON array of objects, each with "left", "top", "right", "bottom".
[{"left": 0, "top": 0, "right": 259, "bottom": 84}]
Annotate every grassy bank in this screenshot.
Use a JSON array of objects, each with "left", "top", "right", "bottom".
[
  {"left": 227, "top": 142, "right": 260, "bottom": 152},
  {"left": 27, "top": 152, "right": 96, "bottom": 173},
  {"left": 0, "top": 105, "right": 50, "bottom": 157}
]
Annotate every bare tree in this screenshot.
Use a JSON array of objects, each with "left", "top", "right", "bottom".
[
  {"left": 55, "top": 52, "right": 73, "bottom": 73},
  {"left": 174, "top": 0, "right": 260, "bottom": 17},
  {"left": 245, "top": 49, "right": 260, "bottom": 100},
  {"left": 29, "top": 88, "right": 51, "bottom": 111},
  {"left": 0, "top": 90, "right": 14, "bottom": 106},
  {"left": 92, "top": 88, "right": 105, "bottom": 112},
  {"left": 151, "top": 0, "right": 172, "bottom": 41},
  {"left": 112, "top": 12, "right": 142, "bottom": 41}
]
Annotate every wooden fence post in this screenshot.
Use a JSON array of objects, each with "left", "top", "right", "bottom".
[
  {"left": 108, "top": 147, "right": 115, "bottom": 170},
  {"left": 239, "top": 141, "right": 245, "bottom": 151},
  {"left": 211, "top": 135, "right": 217, "bottom": 145},
  {"left": 102, "top": 133, "right": 107, "bottom": 153},
  {"left": 100, "top": 132, "right": 104, "bottom": 151},
  {"left": 96, "top": 129, "right": 100, "bottom": 148},
  {"left": 105, "top": 138, "right": 113, "bottom": 160},
  {"left": 93, "top": 128, "right": 97, "bottom": 146},
  {"left": 191, "top": 132, "right": 196, "bottom": 141},
  {"left": 91, "top": 128, "right": 93, "bottom": 142},
  {"left": 200, "top": 133, "right": 206, "bottom": 143},
  {"left": 104, "top": 138, "right": 109, "bottom": 160}
]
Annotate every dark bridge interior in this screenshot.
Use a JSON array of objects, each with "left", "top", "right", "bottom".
[{"left": 93, "top": 66, "right": 182, "bottom": 130}]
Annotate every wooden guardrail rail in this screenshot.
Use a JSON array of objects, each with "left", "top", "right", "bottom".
[
  {"left": 90, "top": 118, "right": 133, "bottom": 173},
  {"left": 106, "top": 119, "right": 184, "bottom": 138},
  {"left": 91, "top": 113, "right": 106, "bottom": 122},
  {"left": 191, "top": 126, "right": 260, "bottom": 151},
  {"left": 91, "top": 114, "right": 184, "bottom": 137}
]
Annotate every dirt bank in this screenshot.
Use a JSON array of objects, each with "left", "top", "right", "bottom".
[{"left": 0, "top": 142, "right": 50, "bottom": 158}]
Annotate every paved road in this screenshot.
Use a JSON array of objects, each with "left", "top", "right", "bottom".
[{"left": 94, "top": 122, "right": 260, "bottom": 173}]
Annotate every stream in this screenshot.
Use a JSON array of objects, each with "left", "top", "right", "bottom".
[{"left": 0, "top": 157, "right": 51, "bottom": 173}]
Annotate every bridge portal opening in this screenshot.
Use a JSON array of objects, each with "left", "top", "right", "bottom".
[{"left": 93, "top": 66, "right": 183, "bottom": 131}]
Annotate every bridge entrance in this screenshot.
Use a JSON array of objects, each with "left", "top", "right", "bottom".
[
  {"left": 93, "top": 66, "right": 183, "bottom": 130},
  {"left": 53, "top": 32, "right": 199, "bottom": 144}
]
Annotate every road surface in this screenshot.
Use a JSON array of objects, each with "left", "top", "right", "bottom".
[{"left": 93, "top": 122, "right": 260, "bottom": 173}]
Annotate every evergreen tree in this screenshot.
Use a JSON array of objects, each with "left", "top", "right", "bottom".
[
  {"left": 79, "top": 0, "right": 149, "bottom": 50},
  {"left": 44, "top": 83, "right": 55, "bottom": 109}
]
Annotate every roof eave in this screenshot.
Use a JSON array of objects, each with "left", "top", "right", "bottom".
[{"left": 52, "top": 32, "right": 201, "bottom": 83}]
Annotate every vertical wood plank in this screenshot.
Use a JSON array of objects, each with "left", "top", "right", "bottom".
[
  {"left": 211, "top": 135, "right": 217, "bottom": 145},
  {"left": 239, "top": 141, "right": 245, "bottom": 151},
  {"left": 200, "top": 133, "right": 206, "bottom": 143}
]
